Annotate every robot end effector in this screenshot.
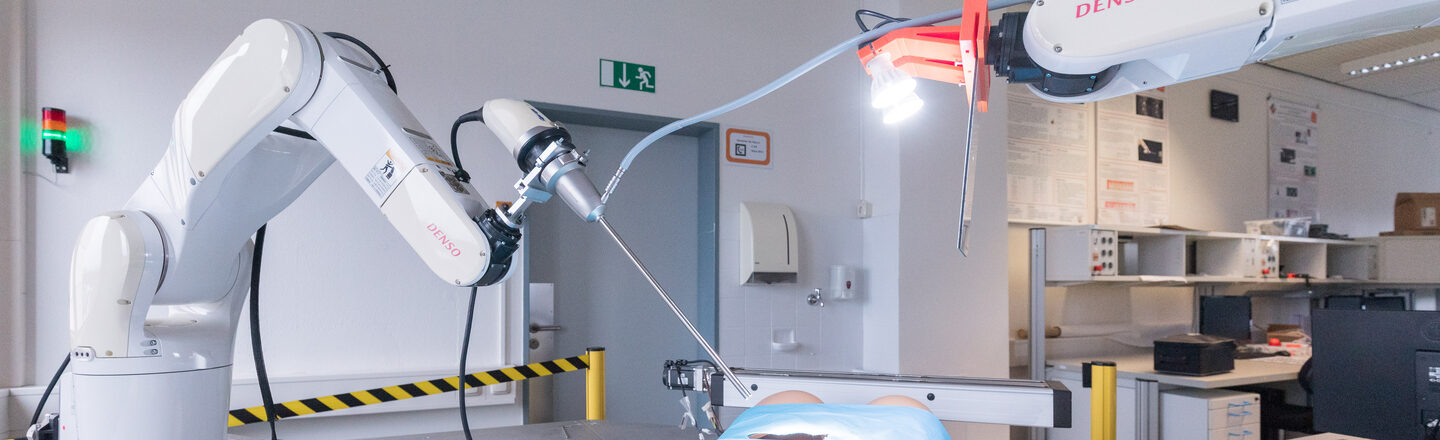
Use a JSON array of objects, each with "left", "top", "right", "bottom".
[{"left": 480, "top": 99, "right": 606, "bottom": 227}]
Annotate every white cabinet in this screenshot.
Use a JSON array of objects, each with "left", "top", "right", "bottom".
[
  {"left": 1372, "top": 236, "right": 1440, "bottom": 282},
  {"left": 1161, "top": 389, "right": 1260, "bottom": 440}
]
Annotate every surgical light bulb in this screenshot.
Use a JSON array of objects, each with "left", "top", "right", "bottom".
[
  {"left": 882, "top": 94, "right": 924, "bottom": 124},
  {"left": 868, "top": 53, "right": 917, "bottom": 109}
]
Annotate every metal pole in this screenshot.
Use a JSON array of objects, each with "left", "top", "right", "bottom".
[
  {"left": 1029, "top": 228, "right": 1047, "bottom": 380},
  {"left": 956, "top": 71, "right": 979, "bottom": 254},
  {"left": 1029, "top": 228, "right": 1048, "bottom": 440},
  {"left": 598, "top": 217, "right": 751, "bottom": 399}
]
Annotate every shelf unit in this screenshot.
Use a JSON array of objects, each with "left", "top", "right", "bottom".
[
  {"left": 1044, "top": 225, "right": 1378, "bottom": 287},
  {"left": 1024, "top": 227, "right": 1440, "bottom": 440}
]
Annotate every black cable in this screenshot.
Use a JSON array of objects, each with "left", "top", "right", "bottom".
[
  {"left": 250, "top": 224, "right": 279, "bottom": 440},
  {"left": 323, "top": 32, "right": 397, "bottom": 94},
  {"left": 449, "top": 110, "right": 485, "bottom": 183},
  {"left": 459, "top": 286, "right": 479, "bottom": 440},
  {"left": 29, "top": 354, "right": 70, "bottom": 427},
  {"left": 855, "top": 9, "right": 909, "bottom": 32},
  {"left": 450, "top": 105, "right": 483, "bottom": 439}
]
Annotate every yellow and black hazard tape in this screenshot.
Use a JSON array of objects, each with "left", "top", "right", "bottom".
[
  {"left": 6, "top": 353, "right": 596, "bottom": 439},
  {"left": 226, "top": 353, "right": 590, "bottom": 427}
]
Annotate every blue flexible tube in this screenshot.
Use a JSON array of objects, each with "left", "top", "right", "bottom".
[{"left": 599, "top": 6, "right": 971, "bottom": 205}]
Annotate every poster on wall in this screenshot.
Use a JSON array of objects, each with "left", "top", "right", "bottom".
[
  {"left": 1005, "top": 87, "right": 1094, "bottom": 224},
  {"left": 1095, "top": 88, "right": 1171, "bottom": 226},
  {"left": 1266, "top": 98, "right": 1320, "bottom": 219}
]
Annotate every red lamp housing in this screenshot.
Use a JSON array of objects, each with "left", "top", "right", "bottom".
[{"left": 856, "top": 0, "right": 992, "bottom": 112}]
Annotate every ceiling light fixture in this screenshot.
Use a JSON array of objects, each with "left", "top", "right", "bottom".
[
  {"left": 1341, "top": 39, "right": 1440, "bottom": 77},
  {"left": 866, "top": 53, "right": 925, "bottom": 124}
]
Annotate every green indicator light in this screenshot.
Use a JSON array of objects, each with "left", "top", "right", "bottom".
[
  {"left": 42, "top": 130, "right": 66, "bottom": 140},
  {"left": 20, "top": 119, "right": 39, "bottom": 155},
  {"left": 66, "top": 127, "right": 88, "bottom": 153}
]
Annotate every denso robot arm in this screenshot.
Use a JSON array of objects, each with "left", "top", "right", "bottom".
[
  {"left": 60, "top": 19, "right": 598, "bottom": 439},
  {"left": 987, "top": 0, "right": 1440, "bottom": 103}
]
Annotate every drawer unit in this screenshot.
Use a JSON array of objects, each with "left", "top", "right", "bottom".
[
  {"left": 1208, "top": 424, "right": 1260, "bottom": 440},
  {"left": 1162, "top": 389, "right": 1261, "bottom": 440}
]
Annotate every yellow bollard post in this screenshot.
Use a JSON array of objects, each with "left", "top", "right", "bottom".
[
  {"left": 585, "top": 347, "right": 606, "bottom": 421},
  {"left": 1087, "top": 361, "right": 1117, "bottom": 440}
]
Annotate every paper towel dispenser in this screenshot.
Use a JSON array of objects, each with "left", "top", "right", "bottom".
[{"left": 740, "top": 202, "right": 798, "bottom": 284}]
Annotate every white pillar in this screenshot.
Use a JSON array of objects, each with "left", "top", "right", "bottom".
[{"left": 0, "top": 0, "right": 34, "bottom": 390}]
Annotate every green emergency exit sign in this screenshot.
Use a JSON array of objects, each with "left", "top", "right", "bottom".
[{"left": 599, "top": 59, "right": 655, "bottom": 93}]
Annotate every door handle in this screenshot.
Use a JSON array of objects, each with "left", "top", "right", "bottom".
[{"left": 530, "top": 323, "right": 562, "bottom": 333}]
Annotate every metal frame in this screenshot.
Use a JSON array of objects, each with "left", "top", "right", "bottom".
[
  {"left": 1134, "top": 379, "right": 1160, "bottom": 440},
  {"left": 1029, "top": 229, "right": 1049, "bottom": 440},
  {"left": 713, "top": 369, "right": 1071, "bottom": 428}
]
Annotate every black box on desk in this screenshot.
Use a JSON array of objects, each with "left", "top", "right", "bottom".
[{"left": 1154, "top": 334, "right": 1236, "bottom": 376}]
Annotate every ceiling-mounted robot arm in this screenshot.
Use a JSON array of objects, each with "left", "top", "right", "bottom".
[
  {"left": 990, "top": 0, "right": 1440, "bottom": 102},
  {"left": 861, "top": 0, "right": 1440, "bottom": 105}
]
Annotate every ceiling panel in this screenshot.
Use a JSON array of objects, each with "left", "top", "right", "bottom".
[
  {"left": 1267, "top": 27, "right": 1440, "bottom": 83},
  {"left": 1264, "top": 26, "right": 1440, "bottom": 110},
  {"left": 1402, "top": 89, "right": 1440, "bottom": 110},
  {"left": 1336, "top": 61, "right": 1440, "bottom": 97}
]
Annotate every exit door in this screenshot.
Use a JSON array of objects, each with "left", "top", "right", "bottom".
[{"left": 522, "top": 107, "right": 718, "bottom": 426}]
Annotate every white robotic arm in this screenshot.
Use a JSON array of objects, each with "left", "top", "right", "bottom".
[
  {"left": 989, "top": 0, "right": 1440, "bottom": 102},
  {"left": 61, "top": 19, "right": 594, "bottom": 439}
]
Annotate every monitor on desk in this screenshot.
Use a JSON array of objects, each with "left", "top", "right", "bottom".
[
  {"left": 1200, "top": 296, "right": 1252, "bottom": 343},
  {"left": 1312, "top": 310, "right": 1440, "bottom": 439},
  {"left": 1365, "top": 296, "right": 1408, "bottom": 311},
  {"left": 1323, "top": 296, "right": 1363, "bottom": 310}
]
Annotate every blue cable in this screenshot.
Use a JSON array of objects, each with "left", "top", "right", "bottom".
[{"left": 599, "top": 6, "right": 971, "bottom": 205}]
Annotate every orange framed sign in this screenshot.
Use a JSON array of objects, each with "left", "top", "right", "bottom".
[{"left": 725, "top": 128, "right": 770, "bottom": 167}]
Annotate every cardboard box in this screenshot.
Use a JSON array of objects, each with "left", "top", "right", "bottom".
[{"left": 1396, "top": 193, "right": 1440, "bottom": 232}]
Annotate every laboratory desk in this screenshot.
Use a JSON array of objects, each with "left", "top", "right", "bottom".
[
  {"left": 1048, "top": 353, "right": 1304, "bottom": 389},
  {"left": 364, "top": 420, "right": 706, "bottom": 440},
  {"left": 1046, "top": 353, "right": 1304, "bottom": 440}
]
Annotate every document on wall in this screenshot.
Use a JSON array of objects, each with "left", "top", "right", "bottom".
[
  {"left": 1006, "top": 87, "right": 1094, "bottom": 224},
  {"left": 1266, "top": 98, "right": 1320, "bottom": 218},
  {"left": 1095, "top": 89, "right": 1170, "bottom": 226}
]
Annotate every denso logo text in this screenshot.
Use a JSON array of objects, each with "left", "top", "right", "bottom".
[
  {"left": 428, "top": 223, "right": 462, "bottom": 257},
  {"left": 1076, "top": 0, "right": 1137, "bottom": 18}
]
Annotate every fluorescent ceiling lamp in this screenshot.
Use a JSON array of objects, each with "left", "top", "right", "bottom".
[{"left": 1340, "top": 39, "right": 1440, "bottom": 77}]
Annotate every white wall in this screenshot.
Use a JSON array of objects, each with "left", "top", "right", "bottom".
[
  {"left": 1006, "top": 64, "right": 1440, "bottom": 351},
  {"left": 858, "top": 2, "right": 1014, "bottom": 438},
  {"left": 713, "top": 5, "right": 869, "bottom": 372}
]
